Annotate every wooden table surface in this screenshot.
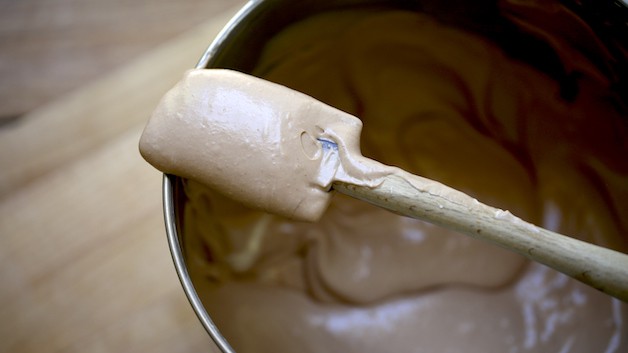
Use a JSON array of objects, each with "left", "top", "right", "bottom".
[{"left": 0, "top": 1, "right": 246, "bottom": 352}]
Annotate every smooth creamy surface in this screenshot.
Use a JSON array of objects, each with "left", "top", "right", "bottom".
[
  {"left": 153, "top": 3, "right": 627, "bottom": 353},
  {"left": 139, "top": 69, "right": 377, "bottom": 221}
]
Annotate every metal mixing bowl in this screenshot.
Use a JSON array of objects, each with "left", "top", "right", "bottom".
[{"left": 162, "top": 1, "right": 627, "bottom": 352}]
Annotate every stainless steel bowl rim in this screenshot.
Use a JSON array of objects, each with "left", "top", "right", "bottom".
[{"left": 163, "top": 2, "right": 263, "bottom": 353}]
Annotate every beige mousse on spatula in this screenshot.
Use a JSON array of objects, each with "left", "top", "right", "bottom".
[{"left": 139, "top": 68, "right": 628, "bottom": 302}]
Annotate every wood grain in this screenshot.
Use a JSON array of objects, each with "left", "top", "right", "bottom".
[
  {"left": 0, "top": 6, "right": 242, "bottom": 197},
  {"left": 0, "top": 3, "right": 244, "bottom": 352},
  {"left": 0, "top": 0, "right": 243, "bottom": 120}
]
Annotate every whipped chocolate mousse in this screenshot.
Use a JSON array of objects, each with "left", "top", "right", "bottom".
[{"left": 141, "top": 2, "right": 627, "bottom": 352}]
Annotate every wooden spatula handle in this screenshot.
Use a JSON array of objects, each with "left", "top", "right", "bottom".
[{"left": 333, "top": 173, "right": 628, "bottom": 302}]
